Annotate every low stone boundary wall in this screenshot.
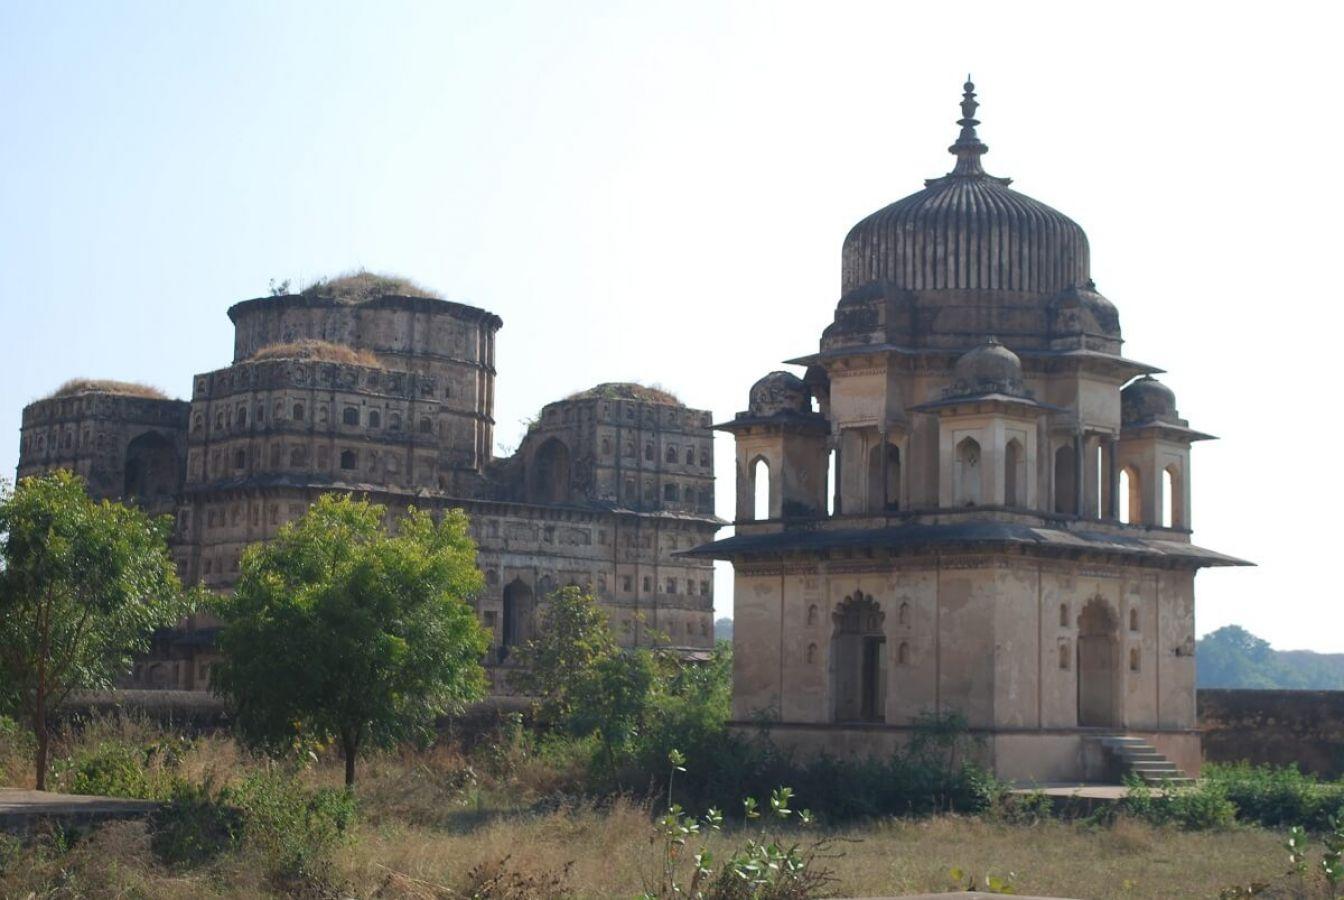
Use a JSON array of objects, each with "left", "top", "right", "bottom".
[{"left": 1198, "top": 689, "right": 1344, "bottom": 778}]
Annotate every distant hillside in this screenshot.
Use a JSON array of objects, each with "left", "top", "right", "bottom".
[
  {"left": 714, "top": 617, "right": 733, "bottom": 642},
  {"left": 1197, "top": 625, "right": 1344, "bottom": 689}
]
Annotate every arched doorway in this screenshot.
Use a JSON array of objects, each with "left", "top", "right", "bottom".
[
  {"left": 530, "top": 439, "right": 572, "bottom": 504},
  {"left": 123, "top": 432, "right": 179, "bottom": 500},
  {"left": 500, "top": 579, "right": 534, "bottom": 660},
  {"left": 831, "top": 592, "right": 886, "bottom": 722},
  {"left": 1077, "top": 596, "right": 1121, "bottom": 727}
]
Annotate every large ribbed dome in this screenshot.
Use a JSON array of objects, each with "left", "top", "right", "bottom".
[{"left": 841, "top": 81, "right": 1090, "bottom": 296}]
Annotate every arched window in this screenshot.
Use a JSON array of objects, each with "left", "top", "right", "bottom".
[
  {"left": 123, "top": 432, "right": 180, "bottom": 498},
  {"left": 292, "top": 402, "right": 305, "bottom": 421},
  {"left": 343, "top": 407, "right": 359, "bottom": 426},
  {"left": 368, "top": 410, "right": 381, "bottom": 429},
  {"left": 530, "top": 438, "right": 572, "bottom": 503},
  {"left": 806, "top": 643, "right": 817, "bottom": 664},
  {"left": 897, "top": 642, "right": 909, "bottom": 665},
  {"left": 418, "top": 417, "right": 432, "bottom": 434},
  {"left": 752, "top": 457, "right": 770, "bottom": 520},
  {"left": 1129, "top": 608, "right": 1140, "bottom": 632},
  {"left": 1163, "top": 465, "right": 1184, "bottom": 528},
  {"left": 955, "top": 437, "right": 982, "bottom": 506},
  {"left": 340, "top": 449, "right": 357, "bottom": 470},
  {"left": 1059, "top": 642, "right": 1071, "bottom": 670},
  {"left": 663, "top": 483, "right": 678, "bottom": 501},
  {"left": 666, "top": 446, "right": 678, "bottom": 464},
  {"left": 1004, "top": 438, "right": 1024, "bottom": 507},
  {"left": 289, "top": 446, "right": 306, "bottom": 467},
  {"left": 1129, "top": 647, "right": 1140, "bottom": 672},
  {"left": 233, "top": 449, "right": 246, "bottom": 470},
  {"left": 644, "top": 443, "right": 654, "bottom": 461},
  {"left": 389, "top": 413, "right": 401, "bottom": 431},
  {"left": 827, "top": 448, "right": 838, "bottom": 516},
  {"left": 898, "top": 602, "right": 910, "bottom": 626},
  {"left": 192, "top": 415, "right": 203, "bottom": 433},
  {"left": 215, "top": 412, "right": 224, "bottom": 430},
  {"left": 807, "top": 604, "right": 819, "bottom": 625},
  {"left": 1054, "top": 444, "right": 1076, "bottom": 514},
  {"left": 1060, "top": 603, "right": 1070, "bottom": 628},
  {"left": 1119, "top": 466, "right": 1141, "bottom": 524},
  {"left": 686, "top": 448, "right": 695, "bottom": 465},
  {"left": 237, "top": 407, "right": 248, "bottom": 428},
  {"left": 601, "top": 437, "right": 611, "bottom": 455},
  {"left": 318, "top": 406, "right": 329, "bottom": 424},
  {"left": 867, "top": 442, "right": 902, "bottom": 511}
]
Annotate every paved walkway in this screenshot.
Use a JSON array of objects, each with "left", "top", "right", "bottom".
[
  {"left": 0, "top": 788, "right": 159, "bottom": 831},
  {"left": 1010, "top": 782, "right": 1131, "bottom": 800}
]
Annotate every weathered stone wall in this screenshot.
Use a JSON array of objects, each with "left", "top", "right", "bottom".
[
  {"left": 729, "top": 553, "right": 1196, "bottom": 734},
  {"left": 17, "top": 392, "right": 189, "bottom": 514},
  {"left": 227, "top": 294, "right": 500, "bottom": 471},
  {"left": 507, "top": 394, "right": 715, "bottom": 514},
  {"left": 1198, "top": 689, "right": 1344, "bottom": 778}
]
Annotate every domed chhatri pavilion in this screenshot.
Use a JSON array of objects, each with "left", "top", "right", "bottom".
[{"left": 691, "top": 82, "right": 1249, "bottom": 783}]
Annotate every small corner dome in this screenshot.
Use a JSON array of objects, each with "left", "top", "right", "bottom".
[
  {"left": 1122, "top": 376, "right": 1179, "bottom": 425},
  {"left": 950, "top": 338, "right": 1024, "bottom": 395},
  {"left": 748, "top": 371, "right": 811, "bottom": 416}
]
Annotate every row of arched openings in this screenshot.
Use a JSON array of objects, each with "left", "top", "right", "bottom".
[{"left": 750, "top": 444, "right": 899, "bottom": 520}]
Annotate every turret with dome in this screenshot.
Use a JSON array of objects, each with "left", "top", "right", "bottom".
[{"left": 698, "top": 80, "right": 1247, "bottom": 785}]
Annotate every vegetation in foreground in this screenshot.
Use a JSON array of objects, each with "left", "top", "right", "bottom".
[{"left": 4, "top": 713, "right": 1344, "bottom": 899}]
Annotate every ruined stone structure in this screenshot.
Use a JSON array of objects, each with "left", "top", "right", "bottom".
[
  {"left": 16, "top": 276, "right": 717, "bottom": 689},
  {"left": 689, "top": 82, "right": 1249, "bottom": 783}
]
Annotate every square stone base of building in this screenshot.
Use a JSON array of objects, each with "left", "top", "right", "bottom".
[{"left": 728, "top": 722, "right": 1201, "bottom": 785}]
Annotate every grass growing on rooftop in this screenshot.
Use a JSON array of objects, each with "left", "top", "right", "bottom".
[
  {"left": 43, "top": 379, "right": 169, "bottom": 401},
  {"left": 247, "top": 339, "right": 380, "bottom": 367},
  {"left": 298, "top": 269, "right": 441, "bottom": 304},
  {"left": 563, "top": 382, "right": 682, "bottom": 406}
]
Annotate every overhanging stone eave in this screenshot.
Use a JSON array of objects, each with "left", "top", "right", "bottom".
[{"left": 683, "top": 521, "right": 1252, "bottom": 568}]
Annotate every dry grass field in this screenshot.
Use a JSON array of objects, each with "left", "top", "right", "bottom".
[
  {"left": 2, "top": 717, "right": 1339, "bottom": 898},
  {"left": 0, "top": 798, "right": 1314, "bottom": 899}
]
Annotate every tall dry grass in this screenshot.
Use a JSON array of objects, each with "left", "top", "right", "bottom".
[{"left": 0, "top": 716, "right": 1335, "bottom": 898}]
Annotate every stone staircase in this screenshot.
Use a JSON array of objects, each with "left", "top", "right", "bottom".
[{"left": 1097, "top": 734, "right": 1194, "bottom": 786}]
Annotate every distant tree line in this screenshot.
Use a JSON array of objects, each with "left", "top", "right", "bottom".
[{"left": 1197, "top": 626, "right": 1344, "bottom": 690}]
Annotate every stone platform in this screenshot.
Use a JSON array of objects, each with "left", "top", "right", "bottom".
[{"left": 0, "top": 788, "right": 159, "bottom": 832}]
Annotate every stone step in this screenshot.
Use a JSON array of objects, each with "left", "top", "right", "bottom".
[{"left": 1095, "top": 734, "right": 1191, "bottom": 785}]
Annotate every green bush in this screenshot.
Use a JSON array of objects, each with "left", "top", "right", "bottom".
[
  {"left": 149, "top": 768, "right": 356, "bottom": 886},
  {"left": 1119, "top": 776, "right": 1237, "bottom": 830},
  {"left": 150, "top": 779, "right": 244, "bottom": 868},
  {"left": 226, "top": 769, "right": 357, "bottom": 884},
  {"left": 1204, "top": 763, "right": 1344, "bottom": 830},
  {"left": 51, "top": 737, "right": 188, "bottom": 800}
]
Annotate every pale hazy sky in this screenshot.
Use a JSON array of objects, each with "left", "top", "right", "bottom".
[{"left": 2, "top": 1, "right": 1340, "bottom": 649}]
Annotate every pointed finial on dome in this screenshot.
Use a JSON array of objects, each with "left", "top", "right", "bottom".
[{"left": 948, "top": 76, "right": 989, "bottom": 177}]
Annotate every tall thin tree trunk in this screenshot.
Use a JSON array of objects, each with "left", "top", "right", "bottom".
[
  {"left": 342, "top": 732, "right": 357, "bottom": 788},
  {"left": 33, "top": 700, "right": 48, "bottom": 791}
]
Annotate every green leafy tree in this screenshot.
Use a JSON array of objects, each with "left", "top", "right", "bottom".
[
  {"left": 571, "top": 650, "right": 658, "bottom": 765},
  {"left": 0, "top": 471, "right": 194, "bottom": 789},
  {"left": 214, "top": 494, "right": 489, "bottom": 786},
  {"left": 509, "top": 585, "right": 618, "bottom": 723}
]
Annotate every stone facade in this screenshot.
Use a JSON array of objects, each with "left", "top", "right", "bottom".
[
  {"left": 16, "top": 280, "right": 718, "bottom": 690},
  {"left": 689, "top": 81, "right": 1248, "bottom": 783}
]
